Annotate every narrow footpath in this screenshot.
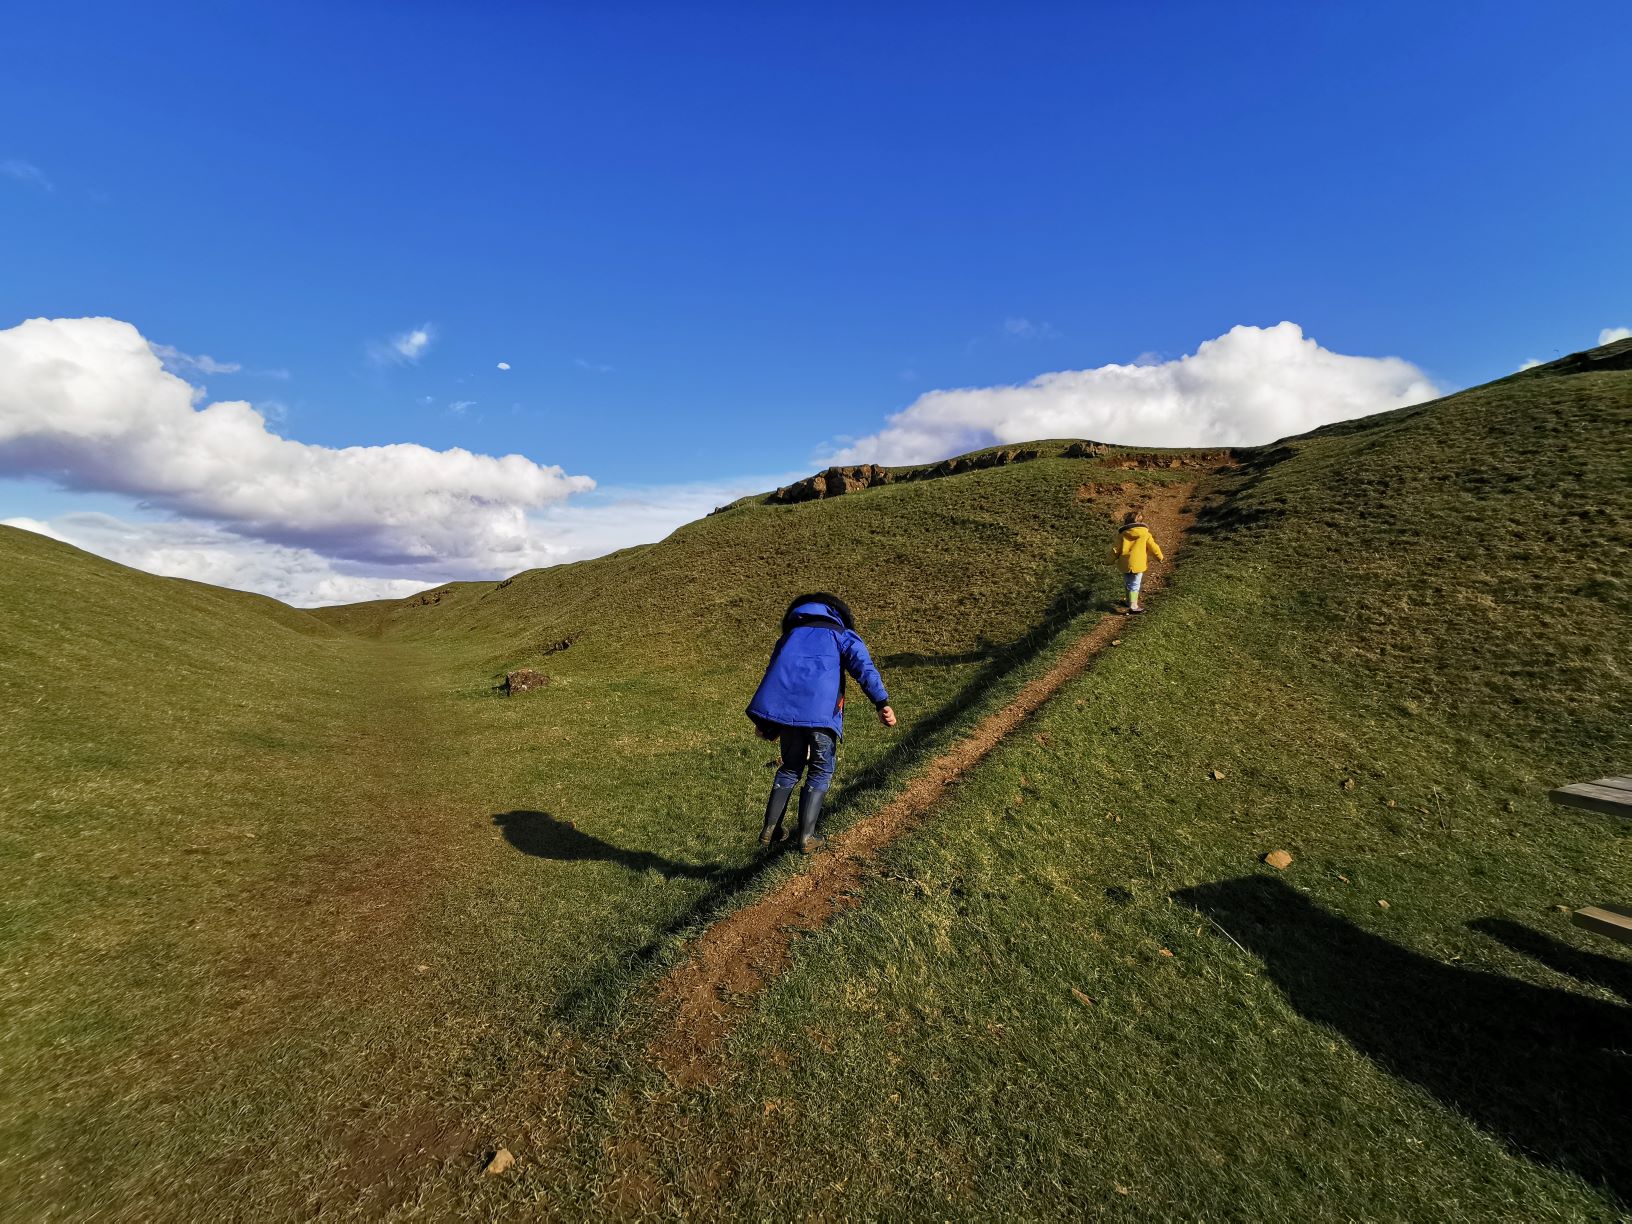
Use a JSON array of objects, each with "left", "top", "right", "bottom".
[{"left": 650, "top": 480, "right": 1203, "bottom": 1084}]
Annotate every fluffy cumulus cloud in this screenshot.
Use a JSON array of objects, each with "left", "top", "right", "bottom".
[
  {"left": 831, "top": 322, "right": 1440, "bottom": 465},
  {"left": 0, "top": 316, "right": 793, "bottom": 606},
  {"left": 0, "top": 316, "right": 595, "bottom": 590},
  {"left": 1600, "top": 327, "right": 1632, "bottom": 345}
]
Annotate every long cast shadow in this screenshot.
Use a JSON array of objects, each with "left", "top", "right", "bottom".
[
  {"left": 493, "top": 810, "right": 722, "bottom": 880},
  {"left": 1469, "top": 916, "right": 1632, "bottom": 1004},
  {"left": 1175, "top": 877, "right": 1632, "bottom": 1207}
]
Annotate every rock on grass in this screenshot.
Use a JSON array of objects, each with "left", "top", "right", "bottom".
[
  {"left": 504, "top": 669, "right": 550, "bottom": 696},
  {"left": 484, "top": 1147, "right": 515, "bottom": 1175}
]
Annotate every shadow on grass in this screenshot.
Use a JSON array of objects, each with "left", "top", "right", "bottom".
[
  {"left": 554, "top": 573, "right": 1118, "bottom": 1021},
  {"left": 1184, "top": 443, "right": 1292, "bottom": 542},
  {"left": 1469, "top": 916, "right": 1632, "bottom": 1004},
  {"left": 1176, "top": 877, "right": 1632, "bottom": 1208},
  {"left": 881, "top": 643, "right": 999, "bottom": 668},
  {"left": 493, "top": 810, "right": 722, "bottom": 880}
]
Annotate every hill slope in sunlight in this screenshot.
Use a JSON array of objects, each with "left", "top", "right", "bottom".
[
  {"left": 646, "top": 344, "right": 1632, "bottom": 1221},
  {"left": 1, "top": 442, "right": 1192, "bottom": 1219},
  {"left": 1, "top": 341, "right": 1627, "bottom": 1220}
]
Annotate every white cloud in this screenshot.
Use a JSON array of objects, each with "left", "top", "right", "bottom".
[
  {"left": 2, "top": 472, "right": 790, "bottom": 607},
  {"left": 150, "top": 342, "right": 242, "bottom": 376},
  {"left": 448, "top": 400, "right": 475, "bottom": 414},
  {"left": 526, "top": 473, "right": 795, "bottom": 564},
  {"left": 1003, "top": 317, "right": 1059, "bottom": 339},
  {"left": 1599, "top": 327, "right": 1632, "bottom": 345},
  {"left": 574, "top": 358, "right": 614, "bottom": 374},
  {"left": 1517, "top": 358, "right": 1544, "bottom": 371},
  {"left": 0, "top": 317, "right": 594, "bottom": 575},
  {"left": 370, "top": 323, "right": 436, "bottom": 365},
  {"left": 2, "top": 159, "right": 52, "bottom": 191},
  {"left": 0, "top": 317, "right": 798, "bottom": 607},
  {"left": 3, "top": 513, "right": 432, "bottom": 605},
  {"left": 496, "top": 361, "right": 511, "bottom": 370},
  {"left": 831, "top": 322, "right": 1440, "bottom": 464}
]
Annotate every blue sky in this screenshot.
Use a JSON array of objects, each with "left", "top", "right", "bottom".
[{"left": 2, "top": 2, "right": 1628, "bottom": 601}]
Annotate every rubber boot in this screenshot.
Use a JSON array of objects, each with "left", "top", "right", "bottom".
[
  {"left": 758, "top": 785, "right": 795, "bottom": 846},
  {"left": 797, "top": 787, "right": 827, "bottom": 855}
]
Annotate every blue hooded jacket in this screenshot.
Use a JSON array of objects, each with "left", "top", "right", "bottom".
[{"left": 746, "top": 595, "right": 889, "bottom": 739}]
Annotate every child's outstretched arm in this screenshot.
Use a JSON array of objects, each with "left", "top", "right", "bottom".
[
  {"left": 1150, "top": 535, "right": 1165, "bottom": 562},
  {"left": 840, "top": 631, "right": 896, "bottom": 725}
]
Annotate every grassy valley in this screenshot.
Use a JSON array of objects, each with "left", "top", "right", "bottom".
[{"left": 2, "top": 345, "right": 1629, "bottom": 1219}]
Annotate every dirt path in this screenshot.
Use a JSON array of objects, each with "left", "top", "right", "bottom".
[{"left": 650, "top": 480, "right": 1202, "bottom": 1084}]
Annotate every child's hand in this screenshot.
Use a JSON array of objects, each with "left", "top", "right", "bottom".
[{"left": 878, "top": 705, "right": 898, "bottom": 728}]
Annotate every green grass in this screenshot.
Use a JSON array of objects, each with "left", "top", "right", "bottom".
[
  {"left": 590, "top": 362, "right": 1631, "bottom": 1220},
  {"left": 1, "top": 354, "right": 1628, "bottom": 1220},
  {"left": 1, "top": 453, "right": 1170, "bottom": 1218}
]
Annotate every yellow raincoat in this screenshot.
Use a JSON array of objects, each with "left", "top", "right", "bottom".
[{"left": 1112, "top": 524, "right": 1164, "bottom": 574}]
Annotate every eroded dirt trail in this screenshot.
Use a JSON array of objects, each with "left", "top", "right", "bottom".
[{"left": 650, "top": 481, "right": 1202, "bottom": 1084}]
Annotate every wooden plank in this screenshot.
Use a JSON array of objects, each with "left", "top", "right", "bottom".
[
  {"left": 1587, "top": 775, "right": 1632, "bottom": 794},
  {"left": 1550, "top": 782, "right": 1632, "bottom": 818},
  {"left": 1572, "top": 907, "right": 1632, "bottom": 945}
]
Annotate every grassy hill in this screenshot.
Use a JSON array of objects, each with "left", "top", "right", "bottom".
[
  {"left": 1, "top": 446, "right": 1189, "bottom": 1218},
  {"left": 1, "top": 343, "right": 1628, "bottom": 1219}
]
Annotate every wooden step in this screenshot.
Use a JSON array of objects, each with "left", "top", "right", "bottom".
[
  {"left": 1550, "top": 777, "right": 1632, "bottom": 818},
  {"left": 1571, "top": 906, "right": 1632, "bottom": 944}
]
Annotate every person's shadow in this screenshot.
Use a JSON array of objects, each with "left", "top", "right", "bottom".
[
  {"left": 1174, "top": 877, "right": 1632, "bottom": 1208},
  {"left": 492, "top": 810, "right": 722, "bottom": 880},
  {"left": 1469, "top": 916, "right": 1632, "bottom": 1005}
]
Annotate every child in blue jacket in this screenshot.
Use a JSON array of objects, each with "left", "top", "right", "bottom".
[{"left": 746, "top": 593, "right": 896, "bottom": 853}]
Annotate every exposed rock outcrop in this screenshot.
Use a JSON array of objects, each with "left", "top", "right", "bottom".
[
  {"left": 504, "top": 669, "right": 550, "bottom": 696},
  {"left": 765, "top": 442, "right": 1232, "bottom": 505},
  {"left": 768, "top": 448, "right": 1049, "bottom": 504}
]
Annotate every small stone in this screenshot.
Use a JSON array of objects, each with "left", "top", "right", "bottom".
[
  {"left": 1208, "top": 769, "right": 1226, "bottom": 781},
  {"left": 1110, "top": 638, "right": 1122, "bottom": 646},
  {"left": 1385, "top": 799, "right": 1397, "bottom": 808},
  {"left": 1263, "top": 850, "right": 1293, "bottom": 870},
  {"left": 1552, "top": 904, "right": 1571, "bottom": 913},
  {"left": 1342, "top": 778, "right": 1357, "bottom": 791},
  {"left": 1377, "top": 899, "right": 1390, "bottom": 909},
  {"left": 484, "top": 1147, "right": 515, "bottom": 1175},
  {"left": 1159, "top": 948, "right": 1174, "bottom": 957}
]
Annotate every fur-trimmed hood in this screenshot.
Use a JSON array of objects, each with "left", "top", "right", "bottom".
[{"left": 780, "top": 592, "right": 856, "bottom": 633}]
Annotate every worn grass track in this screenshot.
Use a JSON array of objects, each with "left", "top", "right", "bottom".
[{"left": 650, "top": 481, "right": 1201, "bottom": 1084}]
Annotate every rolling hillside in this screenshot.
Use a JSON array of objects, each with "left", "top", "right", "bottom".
[{"left": 2, "top": 342, "right": 1628, "bottom": 1220}]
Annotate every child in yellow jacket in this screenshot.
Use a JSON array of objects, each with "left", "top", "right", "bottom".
[{"left": 1111, "top": 511, "right": 1164, "bottom": 614}]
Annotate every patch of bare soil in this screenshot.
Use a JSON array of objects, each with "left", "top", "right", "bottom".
[{"left": 650, "top": 482, "right": 1202, "bottom": 1084}]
